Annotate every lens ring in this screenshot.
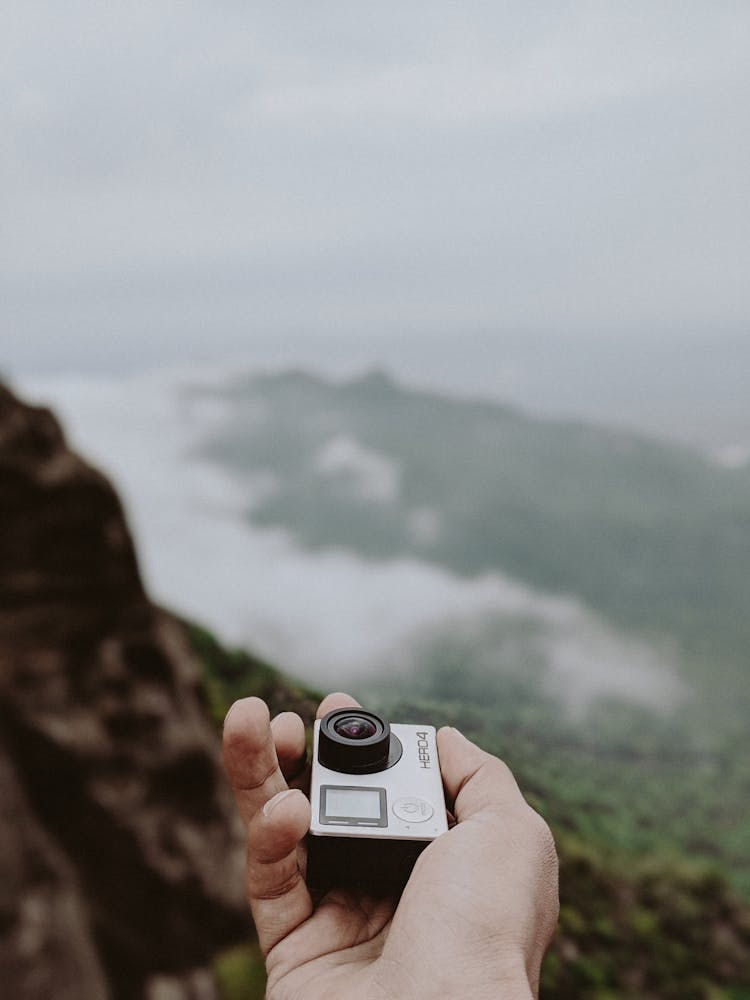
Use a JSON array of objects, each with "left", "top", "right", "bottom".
[
  {"left": 319, "top": 708, "right": 391, "bottom": 774},
  {"left": 333, "top": 715, "right": 378, "bottom": 741}
]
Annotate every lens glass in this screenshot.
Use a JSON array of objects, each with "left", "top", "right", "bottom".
[{"left": 333, "top": 715, "right": 378, "bottom": 741}]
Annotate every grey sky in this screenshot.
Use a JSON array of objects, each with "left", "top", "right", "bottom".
[{"left": 3, "top": 2, "right": 750, "bottom": 390}]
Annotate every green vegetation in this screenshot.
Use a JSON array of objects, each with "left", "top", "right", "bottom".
[
  {"left": 214, "top": 943, "right": 266, "bottom": 1000},
  {"left": 365, "top": 641, "right": 750, "bottom": 899},
  {"left": 546, "top": 832, "right": 750, "bottom": 999},
  {"left": 189, "top": 624, "right": 750, "bottom": 1000},
  {"left": 184, "top": 619, "right": 320, "bottom": 728},
  {"left": 191, "top": 368, "right": 750, "bottom": 725}
]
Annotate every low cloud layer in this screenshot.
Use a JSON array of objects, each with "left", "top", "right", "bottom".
[
  {"left": 314, "top": 434, "right": 401, "bottom": 503},
  {"left": 17, "top": 366, "right": 684, "bottom": 715}
]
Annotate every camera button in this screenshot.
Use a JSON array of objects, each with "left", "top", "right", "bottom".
[{"left": 393, "top": 797, "right": 434, "bottom": 823}]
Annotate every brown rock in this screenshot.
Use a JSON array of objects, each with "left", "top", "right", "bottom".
[
  {"left": 0, "top": 384, "right": 248, "bottom": 1000},
  {"left": 0, "top": 750, "right": 111, "bottom": 1000}
]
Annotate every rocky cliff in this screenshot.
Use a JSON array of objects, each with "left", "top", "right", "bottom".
[{"left": 0, "top": 384, "right": 248, "bottom": 1000}]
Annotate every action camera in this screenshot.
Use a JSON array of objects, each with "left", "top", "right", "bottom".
[{"left": 307, "top": 708, "right": 448, "bottom": 890}]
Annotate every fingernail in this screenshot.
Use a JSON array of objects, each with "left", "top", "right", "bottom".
[{"left": 263, "top": 789, "right": 295, "bottom": 817}]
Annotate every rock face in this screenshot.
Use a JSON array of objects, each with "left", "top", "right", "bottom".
[{"left": 0, "top": 385, "right": 248, "bottom": 1000}]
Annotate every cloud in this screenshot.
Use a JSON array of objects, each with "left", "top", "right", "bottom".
[
  {"left": 2, "top": 1, "right": 749, "bottom": 374},
  {"left": 16, "top": 365, "right": 685, "bottom": 715},
  {"left": 250, "top": 15, "right": 747, "bottom": 127},
  {"left": 314, "top": 434, "right": 401, "bottom": 502}
]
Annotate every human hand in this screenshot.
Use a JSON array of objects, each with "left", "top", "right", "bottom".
[{"left": 222, "top": 692, "right": 559, "bottom": 999}]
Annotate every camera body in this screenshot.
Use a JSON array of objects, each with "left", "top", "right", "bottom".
[{"left": 307, "top": 708, "right": 448, "bottom": 890}]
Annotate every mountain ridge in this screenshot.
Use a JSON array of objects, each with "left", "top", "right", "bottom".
[{"left": 191, "top": 367, "right": 750, "bottom": 699}]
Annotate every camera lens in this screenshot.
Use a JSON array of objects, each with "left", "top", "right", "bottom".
[
  {"left": 333, "top": 715, "right": 378, "bottom": 741},
  {"left": 318, "top": 708, "right": 398, "bottom": 774}
]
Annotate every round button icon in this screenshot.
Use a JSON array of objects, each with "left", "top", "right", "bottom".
[{"left": 392, "top": 797, "right": 434, "bottom": 823}]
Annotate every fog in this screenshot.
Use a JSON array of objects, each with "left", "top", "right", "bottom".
[
  {"left": 17, "top": 366, "right": 683, "bottom": 714},
  {"left": 3, "top": 3, "right": 749, "bottom": 455}
]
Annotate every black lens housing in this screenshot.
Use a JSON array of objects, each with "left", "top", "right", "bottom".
[{"left": 319, "top": 709, "right": 402, "bottom": 774}]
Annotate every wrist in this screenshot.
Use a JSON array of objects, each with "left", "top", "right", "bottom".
[
  {"left": 376, "top": 962, "right": 537, "bottom": 1000},
  {"left": 439, "top": 955, "right": 534, "bottom": 1000},
  {"left": 455, "top": 972, "right": 533, "bottom": 1000}
]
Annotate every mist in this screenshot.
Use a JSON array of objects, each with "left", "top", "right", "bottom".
[
  {"left": 17, "top": 365, "right": 684, "bottom": 716},
  {"left": 4, "top": 4, "right": 750, "bottom": 458}
]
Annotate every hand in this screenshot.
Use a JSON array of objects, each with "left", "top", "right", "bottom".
[{"left": 222, "top": 692, "right": 559, "bottom": 999}]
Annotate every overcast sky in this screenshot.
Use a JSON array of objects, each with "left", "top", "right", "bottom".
[{"left": 2, "top": 2, "right": 749, "bottom": 396}]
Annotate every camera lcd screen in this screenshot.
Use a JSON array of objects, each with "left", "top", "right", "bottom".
[
  {"left": 326, "top": 787, "right": 381, "bottom": 818},
  {"left": 320, "top": 785, "right": 388, "bottom": 826}
]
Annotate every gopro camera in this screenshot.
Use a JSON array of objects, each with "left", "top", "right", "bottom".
[{"left": 307, "top": 708, "right": 448, "bottom": 890}]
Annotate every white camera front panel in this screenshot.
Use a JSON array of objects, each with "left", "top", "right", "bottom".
[{"left": 309, "top": 721, "right": 449, "bottom": 842}]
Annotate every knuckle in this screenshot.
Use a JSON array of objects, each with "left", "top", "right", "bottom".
[
  {"left": 242, "top": 759, "right": 279, "bottom": 793},
  {"left": 248, "top": 861, "right": 303, "bottom": 902},
  {"left": 225, "top": 750, "right": 278, "bottom": 794},
  {"left": 521, "top": 810, "right": 560, "bottom": 934},
  {"left": 524, "top": 806, "right": 558, "bottom": 862},
  {"left": 483, "top": 753, "right": 516, "bottom": 789}
]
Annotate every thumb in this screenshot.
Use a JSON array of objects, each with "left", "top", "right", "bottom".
[{"left": 436, "top": 726, "right": 526, "bottom": 822}]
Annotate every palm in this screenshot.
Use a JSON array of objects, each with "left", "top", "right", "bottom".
[{"left": 265, "top": 887, "right": 395, "bottom": 999}]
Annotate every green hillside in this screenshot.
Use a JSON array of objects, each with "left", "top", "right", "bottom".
[
  {"left": 188, "top": 622, "right": 750, "bottom": 1000},
  {"left": 186, "top": 368, "right": 750, "bottom": 897},
  {"left": 191, "top": 368, "right": 750, "bottom": 716}
]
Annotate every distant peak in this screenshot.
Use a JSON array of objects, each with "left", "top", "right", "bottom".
[{"left": 348, "top": 368, "right": 398, "bottom": 392}]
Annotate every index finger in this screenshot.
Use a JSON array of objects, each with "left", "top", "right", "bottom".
[
  {"left": 222, "top": 697, "right": 289, "bottom": 826},
  {"left": 315, "top": 691, "right": 362, "bottom": 719}
]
